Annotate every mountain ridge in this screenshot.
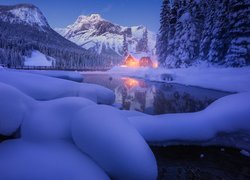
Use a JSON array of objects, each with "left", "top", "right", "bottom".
[{"left": 55, "top": 14, "right": 156, "bottom": 57}]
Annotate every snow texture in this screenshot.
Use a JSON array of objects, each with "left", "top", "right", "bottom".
[
  {"left": 24, "top": 51, "right": 54, "bottom": 67},
  {"left": 240, "top": 149, "right": 250, "bottom": 157},
  {"left": 0, "top": 70, "right": 115, "bottom": 104},
  {"left": 127, "top": 92, "right": 250, "bottom": 151},
  {"left": 0, "top": 82, "right": 157, "bottom": 179},
  {"left": 55, "top": 14, "right": 156, "bottom": 56},
  {"left": 0, "top": 140, "right": 109, "bottom": 180},
  {"left": 0, "top": 4, "right": 49, "bottom": 30},
  {"left": 72, "top": 105, "right": 157, "bottom": 179},
  {"left": 20, "top": 70, "right": 83, "bottom": 82}
]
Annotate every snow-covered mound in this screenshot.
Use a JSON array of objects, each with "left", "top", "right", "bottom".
[
  {"left": 0, "top": 140, "right": 109, "bottom": 180},
  {"left": 20, "top": 70, "right": 84, "bottom": 82},
  {"left": 0, "top": 4, "right": 49, "bottom": 31},
  {"left": 72, "top": 105, "right": 157, "bottom": 179},
  {"left": 24, "top": 51, "right": 55, "bottom": 67},
  {"left": 55, "top": 14, "right": 156, "bottom": 56},
  {"left": 0, "top": 70, "right": 114, "bottom": 104},
  {"left": 0, "top": 83, "right": 33, "bottom": 135},
  {"left": 128, "top": 92, "right": 250, "bottom": 151},
  {"left": 0, "top": 83, "right": 157, "bottom": 179}
]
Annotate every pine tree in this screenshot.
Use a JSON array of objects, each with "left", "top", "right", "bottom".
[
  {"left": 156, "top": 0, "right": 171, "bottom": 66},
  {"left": 136, "top": 29, "right": 149, "bottom": 53},
  {"left": 142, "top": 29, "right": 149, "bottom": 53},
  {"left": 122, "top": 33, "right": 128, "bottom": 57},
  {"left": 225, "top": 0, "right": 250, "bottom": 66}
]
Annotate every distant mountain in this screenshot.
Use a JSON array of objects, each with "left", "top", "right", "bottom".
[
  {"left": 0, "top": 4, "right": 49, "bottom": 30},
  {"left": 55, "top": 14, "right": 156, "bottom": 57},
  {"left": 157, "top": 0, "right": 250, "bottom": 68},
  {"left": 0, "top": 4, "right": 117, "bottom": 68}
]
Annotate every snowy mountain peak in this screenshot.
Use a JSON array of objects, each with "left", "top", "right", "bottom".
[
  {"left": 88, "top": 14, "right": 103, "bottom": 21},
  {"left": 76, "top": 14, "right": 103, "bottom": 24},
  {"left": 55, "top": 14, "right": 156, "bottom": 57},
  {"left": 0, "top": 4, "right": 49, "bottom": 30}
]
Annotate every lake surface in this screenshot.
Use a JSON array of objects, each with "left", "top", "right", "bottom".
[{"left": 83, "top": 74, "right": 230, "bottom": 115}]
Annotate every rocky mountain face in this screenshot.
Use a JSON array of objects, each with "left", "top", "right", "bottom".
[
  {"left": 0, "top": 4, "right": 113, "bottom": 68},
  {"left": 55, "top": 14, "right": 156, "bottom": 57},
  {"left": 157, "top": 0, "right": 250, "bottom": 68},
  {"left": 0, "top": 4, "right": 49, "bottom": 31}
]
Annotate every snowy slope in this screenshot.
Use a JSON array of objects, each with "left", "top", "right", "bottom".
[
  {"left": 24, "top": 51, "right": 55, "bottom": 67},
  {"left": 0, "top": 4, "right": 49, "bottom": 31},
  {"left": 55, "top": 14, "right": 156, "bottom": 56}
]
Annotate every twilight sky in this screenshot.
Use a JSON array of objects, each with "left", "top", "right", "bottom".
[{"left": 0, "top": 0, "right": 162, "bottom": 32}]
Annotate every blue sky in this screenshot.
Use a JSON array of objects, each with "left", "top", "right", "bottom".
[{"left": 0, "top": 0, "right": 162, "bottom": 32}]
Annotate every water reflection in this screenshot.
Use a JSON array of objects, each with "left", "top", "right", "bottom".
[
  {"left": 121, "top": 77, "right": 140, "bottom": 89},
  {"left": 83, "top": 74, "right": 230, "bottom": 115}
]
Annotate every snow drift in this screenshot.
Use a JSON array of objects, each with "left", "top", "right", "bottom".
[
  {"left": 0, "top": 83, "right": 157, "bottom": 179},
  {"left": 19, "top": 69, "right": 84, "bottom": 82},
  {"left": 72, "top": 105, "right": 157, "bottom": 179},
  {"left": 0, "top": 140, "right": 109, "bottom": 180},
  {"left": 128, "top": 92, "right": 250, "bottom": 151},
  {"left": 0, "top": 70, "right": 114, "bottom": 104}
]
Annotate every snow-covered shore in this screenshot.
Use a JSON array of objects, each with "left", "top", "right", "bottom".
[{"left": 92, "top": 66, "right": 250, "bottom": 93}]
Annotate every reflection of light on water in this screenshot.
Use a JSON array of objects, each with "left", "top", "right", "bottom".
[{"left": 121, "top": 77, "right": 139, "bottom": 89}]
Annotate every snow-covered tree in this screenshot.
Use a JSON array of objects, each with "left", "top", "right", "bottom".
[
  {"left": 225, "top": 0, "right": 250, "bottom": 67},
  {"left": 156, "top": 0, "right": 250, "bottom": 68},
  {"left": 156, "top": 0, "right": 171, "bottom": 66},
  {"left": 136, "top": 29, "right": 149, "bottom": 53},
  {"left": 122, "top": 33, "right": 128, "bottom": 57}
]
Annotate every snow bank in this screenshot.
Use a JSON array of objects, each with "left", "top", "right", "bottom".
[
  {"left": 128, "top": 92, "right": 250, "bottom": 151},
  {"left": 0, "top": 84, "right": 157, "bottom": 179},
  {"left": 107, "top": 66, "right": 250, "bottom": 93},
  {"left": 24, "top": 51, "right": 54, "bottom": 67},
  {"left": 0, "top": 140, "right": 109, "bottom": 180},
  {"left": 0, "top": 83, "right": 33, "bottom": 135},
  {"left": 72, "top": 105, "right": 157, "bottom": 179},
  {"left": 21, "top": 70, "right": 84, "bottom": 82},
  {"left": 0, "top": 70, "right": 115, "bottom": 104},
  {"left": 21, "top": 97, "right": 95, "bottom": 141}
]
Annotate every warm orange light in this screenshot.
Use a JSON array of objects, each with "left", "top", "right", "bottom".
[
  {"left": 152, "top": 62, "right": 158, "bottom": 68},
  {"left": 123, "top": 55, "right": 140, "bottom": 67},
  {"left": 125, "top": 60, "right": 139, "bottom": 67},
  {"left": 121, "top": 77, "right": 139, "bottom": 89}
]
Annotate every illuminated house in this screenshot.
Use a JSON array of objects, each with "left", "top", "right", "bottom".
[
  {"left": 123, "top": 54, "right": 158, "bottom": 68},
  {"left": 139, "top": 57, "right": 153, "bottom": 67},
  {"left": 123, "top": 55, "right": 139, "bottom": 67}
]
